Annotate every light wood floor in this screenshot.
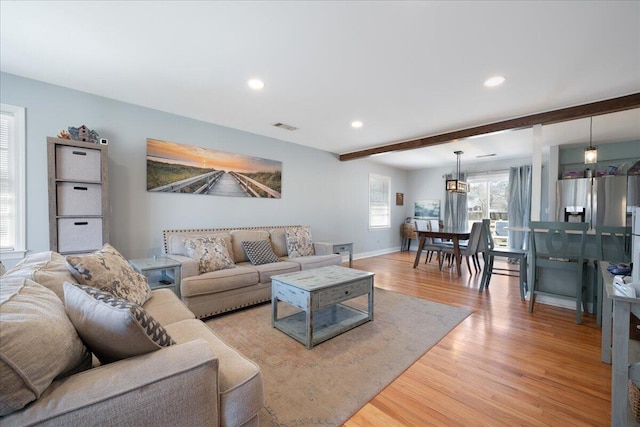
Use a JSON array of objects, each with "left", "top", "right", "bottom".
[{"left": 343, "top": 250, "right": 611, "bottom": 426}]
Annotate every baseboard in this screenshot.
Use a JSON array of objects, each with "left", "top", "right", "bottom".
[{"left": 351, "top": 246, "right": 402, "bottom": 261}]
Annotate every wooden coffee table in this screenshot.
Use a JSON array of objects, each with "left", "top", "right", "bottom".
[{"left": 271, "top": 265, "right": 374, "bottom": 349}]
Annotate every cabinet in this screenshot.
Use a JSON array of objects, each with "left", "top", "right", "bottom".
[
  {"left": 47, "top": 137, "right": 109, "bottom": 254},
  {"left": 401, "top": 223, "right": 416, "bottom": 251}
]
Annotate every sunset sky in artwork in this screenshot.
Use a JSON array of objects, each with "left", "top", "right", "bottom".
[{"left": 147, "top": 139, "right": 281, "bottom": 173}]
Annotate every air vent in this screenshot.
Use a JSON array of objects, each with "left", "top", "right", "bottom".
[
  {"left": 476, "top": 153, "right": 496, "bottom": 158},
  {"left": 272, "top": 122, "right": 298, "bottom": 131}
]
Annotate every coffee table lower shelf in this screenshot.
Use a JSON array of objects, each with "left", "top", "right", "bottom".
[{"left": 273, "top": 303, "right": 370, "bottom": 348}]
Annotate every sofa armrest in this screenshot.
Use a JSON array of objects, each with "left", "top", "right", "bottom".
[
  {"left": 313, "top": 242, "right": 334, "bottom": 255},
  {"left": 2, "top": 339, "right": 219, "bottom": 427},
  {"left": 168, "top": 254, "right": 199, "bottom": 279}
]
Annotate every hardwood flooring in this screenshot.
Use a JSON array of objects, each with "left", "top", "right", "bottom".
[{"left": 343, "top": 251, "right": 611, "bottom": 426}]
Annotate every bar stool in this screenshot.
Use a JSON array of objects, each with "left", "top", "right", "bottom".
[
  {"left": 528, "top": 221, "right": 588, "bottom": 324},
  {"left": 479, "top": 219, "right": 528, "bottom": 300}
]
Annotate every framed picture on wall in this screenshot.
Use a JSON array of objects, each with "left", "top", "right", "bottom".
[
  {"left": 396, "top": 193, "right": 404, "bottom": 205},
  {"left": 146, "top": 138, "right": 282, "bottom": 198},
  {"left": 415, "top": 200, "right": 440, "bottom": 219}
]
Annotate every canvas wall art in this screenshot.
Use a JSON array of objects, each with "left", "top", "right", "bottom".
[
  {"left": 147, "top": 138, "right": 282, "bottom": 198},
  {"left": 415, "top": 199, "right": 440, "bottom": 219}
]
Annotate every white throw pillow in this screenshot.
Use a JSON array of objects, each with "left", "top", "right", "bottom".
[
  {"left": 64, "top": 283, "right": 175, "bottom": 364},
  {"left": 0, "top": 277, "right": 90, "bottom": 416}
]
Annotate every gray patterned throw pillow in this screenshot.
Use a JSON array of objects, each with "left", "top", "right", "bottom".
[
  {"left": 285, "top": 226, "right": 315, "bottom": 258},
  {"left": 242, "top": 240, "right": 280, "bottom": 265},
  {"left": 64, "top": 283, "right": 175, "bottom": 364},
  {"left": 65, "top": 243, "right": 152, "bottom": 306},
  {"left": 184, "top": 235, "right": 235, "bottom": 274}
]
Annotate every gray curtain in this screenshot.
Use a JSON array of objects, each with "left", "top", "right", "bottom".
[
  {"left": 444, "top": 172, "right": 468, "bottom": 229},
  {"left": 507, "top": 165, "right": 532, "bottom": 250}
]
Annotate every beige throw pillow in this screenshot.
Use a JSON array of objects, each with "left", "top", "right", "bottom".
[
  {"left": 0, "top": 277, "right": 91, "bottom": 416},
  {"left": 3, "top": 251, "right": 78, "bottom": 302},
  {"left": 66, "top": 243, "right": 152, "bottom": 306},
  {"left": 184, "top": 235, "right": 235, "bottom": 274},
  {"left": 64, "top": 283, "right": 175, "bottom": 364},
  {"left": 285, "top": 226, "right": 315, "bottom": 258}
]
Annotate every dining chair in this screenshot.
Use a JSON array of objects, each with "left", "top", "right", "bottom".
[
  {"left": 595, "top": 225, "right": 632, "bottom": 363},
  {"left": 414, "top": 220, "right": 443, "bottom": 264},
  {"left": 479, "top": 219, "right": 528, "bottom": 300},
  {"left": 440, "top": 221, "right": 483, "bottom": 274},
  {"left": 528, "top": 221, "right": 589, "bottom": 324}
]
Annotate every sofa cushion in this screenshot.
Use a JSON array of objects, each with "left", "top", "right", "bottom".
[
  {"left": 181, "top": 266, "right": 260, "bottom": 297},
  {"left": 168, "top": 232, "right": 234, "bottom": 262},
  {"left": 3, "top": 251, "right": 78, "bottom": 302},
  {"left": 0, "top": 277, "right": 90, "bottom": 416},
  {"left": 236, "top": 261, "right": 300, "bottom": 284},
  {"left": 143, "top": 288, "right": 196, "bottom": 326},
  {"left": 269, "top": 229, "right": 289, "bottom": 257},
  {"left": 290, "top": 254, "right": 343, "bottom": 270},
  {"left": 242, "top": 240, "right": 280, "bottom": 265},
  {"left": 285, "top": 226, "right": 315, "bottom": 258},
  {"left": 184, "top": 236, "right": 235, "bottom": 274},
  {"left": 166, "top": 319, "right": 264, "bottom": 427},
  {"left": 64, "top": 283, "right": 175, "bottom": 364},
  {"left": 66, "top": 243, "right": 153, "bottom": 306}
]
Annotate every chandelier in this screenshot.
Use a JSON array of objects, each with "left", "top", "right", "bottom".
[
  {"left": 584, "top": 117, "right": 597, "bottom": 164},
  {"left": 445, "top": 151, "right": 468, "bottom": 193}
]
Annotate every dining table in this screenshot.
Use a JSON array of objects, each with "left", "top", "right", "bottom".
[{"left": 412, "top": 227, "right": 471, "bottom": 276}]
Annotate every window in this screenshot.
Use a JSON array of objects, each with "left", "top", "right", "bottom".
[
  {"left": 369, "top": 174, "right": 390, "bottom": 229},
  {"left": 0, "top": 104, "right": 26, "bottom": 258},
  {"left": 467, "top": 171, "right": 509, "bottom": 246}
]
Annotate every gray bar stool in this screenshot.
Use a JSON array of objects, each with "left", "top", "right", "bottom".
[{"left": 528, "top": 221, "right": 589, "bottom": 324}]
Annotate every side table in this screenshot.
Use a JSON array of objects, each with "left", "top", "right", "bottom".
[
  {"left": 129, "top": 256, "right": 182, "bottom": 298},
  {"left": 332, "top": 243, "right": 353, "bottom": 268}
]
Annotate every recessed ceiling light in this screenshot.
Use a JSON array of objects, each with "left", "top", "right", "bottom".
[
  {"left": 484, "top": 76, "right": 505, "bottom": 87},
  {"left": 247, "top": 79, "right": 264, "bottom": 90},
  {"left": 351, "top": 121, "right": 363, "bottom": 128}
]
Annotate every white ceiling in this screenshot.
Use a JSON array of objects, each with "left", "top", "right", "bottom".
[{"left": 1, "top": 1, "right": 639, "bottom": 170}]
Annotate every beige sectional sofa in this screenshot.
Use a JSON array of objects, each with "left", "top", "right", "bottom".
[
  {"left": 0, "top": 251, "right": 264, "bottom": 427},
  {"left": 162, "top": 225, "right": 343, "bottom": 318}
]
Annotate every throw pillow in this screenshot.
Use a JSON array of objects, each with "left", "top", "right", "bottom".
[
  {"left": 66, "top": 243, "right": 152, "bottom": 306},
  {"left": 285, "top": 226, "right": 315, "bottom": 258},
  {"left": 184, "top": 235, "right": 235, "bottom": 274},
  {"left": 0, "top": 277, "right": 91, "bottom": 416},
  {"left": 3, "top": 251, "right": 78, "bottom": 302},
  {"left": 242, "top": 240, "right": 280, "bottom": 265},
  {"left": 64, "top": 283, "right": 175, "bottom": 364}
]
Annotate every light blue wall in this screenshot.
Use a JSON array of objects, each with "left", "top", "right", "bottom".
[
  {"left": 406, "top": 156, "right": 533, "bottom": 221},
  {"left": 0, "top": 72, "right": 408, "bottom": 263}
]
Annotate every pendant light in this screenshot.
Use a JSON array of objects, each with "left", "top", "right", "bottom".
[
  {"left": 445, "top": 151, "right": 467, "bottom": 193},
  {"left": 584, "top": 117, "right": 597, "bottom": 164}
]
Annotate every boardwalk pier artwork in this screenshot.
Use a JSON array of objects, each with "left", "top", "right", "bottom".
[{"left": 146, "top": 138, "right": 281, "bottom": 198}]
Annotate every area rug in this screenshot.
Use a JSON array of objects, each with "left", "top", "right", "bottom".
[{"left": 206, "top": 288, "right": 471, "bottom": 427}]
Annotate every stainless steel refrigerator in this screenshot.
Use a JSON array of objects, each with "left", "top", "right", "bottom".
[{"left": 556, "top": 175, "right": 640, "bottom": 228}]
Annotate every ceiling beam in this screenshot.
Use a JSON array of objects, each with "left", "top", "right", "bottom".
[{"left": 339, "top": 92, "right": 640, "bottom": 161}]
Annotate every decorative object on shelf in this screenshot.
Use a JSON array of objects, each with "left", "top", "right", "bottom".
[
  {"left": 146, "top": 138, "right": 282, "bottom": 198},
  {"left": 445, "top": 150, "right": 468, "bottom": 193},
  {"left": 60, "top": 125, "right": 100, "bottom": 144},
  {"left": 584, "top": 117, "right": 598, "bottom": 164},
  {"left": 396, "top": 192, "right": 404, "bottom": 206}
]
